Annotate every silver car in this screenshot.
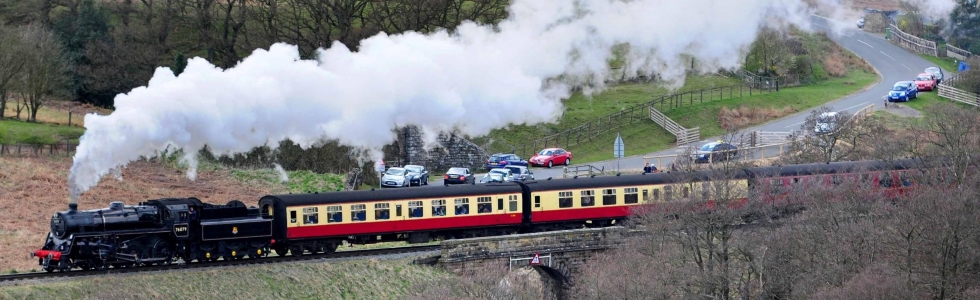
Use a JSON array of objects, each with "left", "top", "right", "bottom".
[
  {"left": 480, "top": 168, "right": 514, "bottom": 183},
  {"left": 381, "top": 167, "right": 409, "bottom": 188}
]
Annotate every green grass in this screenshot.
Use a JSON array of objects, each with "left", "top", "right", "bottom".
[
  {"left": 0, "top": 119, "right": 85, "bottom": 144},
  {"left": 0, "top": 258, "right": 451, "bottom": 299},
  {"left": 919, "top": 53, "right": 959, "bottom": 72},
  {"left": 504, "top": 69, "right": 877, "bottom": 165},
  {"left": 900, "top": 90, "right": 975, "bottom": 113}
]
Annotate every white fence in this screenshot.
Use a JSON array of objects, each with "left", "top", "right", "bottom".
[
  {"left": 889, "top": 24, "right": 938, "bottom": 57},
  {"left": 649, "top": 105, "right": 700, "bottom": 146},
  {"left": 947, "top": 44, "right": 972, "bottom": 61}
]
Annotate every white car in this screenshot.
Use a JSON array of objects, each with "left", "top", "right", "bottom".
[
  {"left": 814, "top": 111, "right": 839, "bottom": 135},
  {"left": 381, "top": 167, "right": 410, "bottom": 187},
  {"left": 480, "top": 168, "right": 515, "bottom": 183}
]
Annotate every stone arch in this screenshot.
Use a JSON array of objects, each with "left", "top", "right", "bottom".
[{"left": 533, "top": 265, "right": 570, "bottom": 300}]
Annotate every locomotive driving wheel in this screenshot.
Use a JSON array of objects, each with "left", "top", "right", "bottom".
[{"left": 150, "top": 238, "right": 174, "bottom": 265}]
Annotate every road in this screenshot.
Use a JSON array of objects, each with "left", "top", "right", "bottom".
[{"left": 429, "top": 14, "right": 948, "bottom": 186}]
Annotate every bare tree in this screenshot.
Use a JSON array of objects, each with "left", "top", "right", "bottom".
[
  {"left": 18, "top": 23, "right": 65, "bottom": 122},
  {"left": 783, "top": 106, "right": 883, "bottom": 164},
  {"left": 0, "top": 25, "right": 26, "bottom": 119},
  {"left": 914, "top": 102, "right": 980, "bottom": 184}
]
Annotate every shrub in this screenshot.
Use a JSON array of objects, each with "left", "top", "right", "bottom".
[{"left": 823, "top": 50, "right": 848, "bottom": 78}]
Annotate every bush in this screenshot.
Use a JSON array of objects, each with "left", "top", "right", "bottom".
[
  {"left": 823, "top": 50, "right": 848, "bottom": 78},
  {"left": 20, "top": 130, "right": 58, "bottom": 145}
]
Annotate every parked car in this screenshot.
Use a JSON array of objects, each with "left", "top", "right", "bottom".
[
  {"left": 504, "top": 165, "right": 535, "bottom": 181},
  {"left": 694, "top": 141, "right": 738, "bottom": 163},
  {"left": 528, "top": 148, "right": 572, "bottom": 168},
  {"left": 857, "top": 17, "right": 865, "bottom": 28},
  {"left": 814, "top": 111, "right": 839, "bottom": 135},
  {"left": 486, "top": 153, "right": 528, "bottom": 170},
  {"left": 925, "top": 67, "right": 944, "bottom": 84},
  {"left": 404, "top": 164, "right": 429, "bottom": 186},
  {"left": 887, "top": 81, "right": 917, "bottom": 102},
  {"left": 443, "top": 167, "right": 475, "bottom": 185},
  {"left": 480, "top": 168, "right": 515, "bottom": 183},
  {"left": 914, "top": 73, "right": 937, "bottom": 91},
  {"left": 381, "top": 167, "right": 410, "bottom": 188}
]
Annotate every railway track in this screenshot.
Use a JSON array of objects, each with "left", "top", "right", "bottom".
[{"left": 0, "top": 244, "right": 440, "bottom": 283}]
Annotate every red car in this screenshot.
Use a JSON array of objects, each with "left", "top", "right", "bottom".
[
  {"left": 529, "top": 148, "right": 572, "bottom": 168},
  {"left": 914, "top": 73, "right": 936, "bottom": 91}
]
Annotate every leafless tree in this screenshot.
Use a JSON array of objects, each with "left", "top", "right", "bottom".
[
  {"left": 913, "top": 102, "right": 980, "bottom": 184},
  {"left": 0, "top": 25, "right": 26, "bottom": 119},
  {"left": 783, "top": 106, "right": 883, "bottom": 164},
  {"left": 17, "top": 23, "right": 65, "bottom": 122},
  {"left": 406, "top": 265, "right": 543, "bottom": 300}
]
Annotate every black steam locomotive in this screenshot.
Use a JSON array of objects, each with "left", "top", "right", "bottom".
[{"left": 33, "top": 198, "right": 273, "bottom": 272}]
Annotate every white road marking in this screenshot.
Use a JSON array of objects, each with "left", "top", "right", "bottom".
[
  {"left": 900, "top": 64, "right": 912, "bottom": 71},
  {"left": 881, "top": 51, "right": 896, "bottom": 60},
  {"left": 857, "top": 39, "right": 873, "bottom": 48},
  {"left": 840, "top": 102, "right": 870, "bottom": 112},
  {"left": 815, "top": 24, "right": 829, "bottom": 29},
  {"left": 784, "top": 121, "right": 805, "bottom": 128}
]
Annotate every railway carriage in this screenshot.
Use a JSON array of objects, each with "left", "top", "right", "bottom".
[{"left": 258, "top": 183, "right": 529, "bottom": 256}]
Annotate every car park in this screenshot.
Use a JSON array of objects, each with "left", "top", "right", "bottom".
[
  {"left": 480, "top": 168, "right": 515, "bottom": 183},
  {"left": 925, "top": 67, "right": 944, "bottom": 84},
  {"left": 529, "top": 148, "right": 572, "bottom": 168},
  {"left": 443, "top": 167, "right": 475, "bottom": 185},
  {"left": 814, "top": 111, "right": 839, "bottom": 135},
  {"left": 404, "top": 164, "right": 429, "bottom": 186},
  {"left": 486, "top": 153, "right": 528, "bottom": 170},
  {"left": 505, "top": 165, "right": 535, "bottom": 181},
  {"left": 694, "top": 141, "right": 738, "bottom": 163},
  {"left": 914, "top": 73, "right": 936, "bottom": 91},
  {"left": 381, "top": 167, "right": 410, "bottom": 187},
  {"left": 887, "top": 81, "right": 917, "bottom": 102}
]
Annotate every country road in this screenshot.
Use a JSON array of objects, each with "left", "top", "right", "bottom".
[{"left": 422, "top": 14, "right": 950, "bottom": 186}]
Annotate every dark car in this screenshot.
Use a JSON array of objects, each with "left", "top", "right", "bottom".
[
  {"left": 486, "top": 153, "right": 528, "bottom": 170},
  {"left": 404, "top": 164, "right": 429, "bottom": 186},
  {"left": 443, "top": 167, "right": 475, "bottom": 185},
  {"left": 505, "top": 165, "right": 535, "bottom": 181},
  {"left": 694, "top": 141, "right": 738, "bottom": 163}
]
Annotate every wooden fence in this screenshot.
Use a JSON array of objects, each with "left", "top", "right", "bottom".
[
  {"left": 889, "top": 24, "right": 938, "bottom": 57},
  {"left": 640, "top": 141, "right": 793, "bottom": 171},
  {"left": 512, "top": 84, "right": 774, "bottom": 158},
  {"left": 562, "top": 164, "right": 606, "bottom": 178},
  {"left": 0, "top": 140, "right": 78, "bottom": 157},
  {"left": 648, "top": 105, "right": 700, "bottom": 146},
  {"left": 938, "top": 73, "right": 980, "bottom": 107},
  {"left": 947, "top": 44, "right": 973, "bottom": 61}
]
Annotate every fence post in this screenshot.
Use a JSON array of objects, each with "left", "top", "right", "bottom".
[
  {"left": 700, "top": 90, "right": 703, "bottom": 103},
  {"left": 740, "top": 85, "right": 742, "bottom": 97}
]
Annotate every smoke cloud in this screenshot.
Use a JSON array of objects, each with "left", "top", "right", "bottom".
[{"left": 66, "top": 0, "right": 888, "bottom": 201}]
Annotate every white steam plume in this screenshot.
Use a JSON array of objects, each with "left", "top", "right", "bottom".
[
  {"left": 70, "top": 0, "right": 833, "bottom": 201},
  {"left": 273, "top": 163, "right": 289, "bottom": 183}
]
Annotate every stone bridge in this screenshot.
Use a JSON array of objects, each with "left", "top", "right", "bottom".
[{"left": 433, "top": 227, "right": 627, "bottom": 298}]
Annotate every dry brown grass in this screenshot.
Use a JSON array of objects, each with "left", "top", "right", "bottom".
[
  {"left": 824, "top": 49, "right": 849, "bottom": 78},
  {"left": 0, "top": 156, "right": 278, "bottom": 272},
  {"left": 718, "top": 106, "right": 798, "bottom": 131}
]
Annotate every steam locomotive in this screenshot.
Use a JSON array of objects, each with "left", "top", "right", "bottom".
[{"left": 33, "top": 158, "right": 927, "bottom": 272}]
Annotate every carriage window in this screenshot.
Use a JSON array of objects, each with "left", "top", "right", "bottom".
[
  {"left": 396, "top": 204, "right": 402, "bottom": 217},
  {"left": 303, "top": 207, "right": 319, "bottom": 224},
  {"left": 860, "top": 173, "right": 872, "bottom": 185},
  {"left": 682, "top": 186, "right": 690, "bottom": 198},
  {"left": 509, "top": 195, "right": 519, "bottom": 212},
  {"left": 831, "top": 175, "right": 844, "bottom": 186},
  {"left": 792, "top": 177, "right": 801, "bottom": 185},
  {"left": 664, "top": 186, "right": 674, "bottom": 201},
  {"left": 642, "top": 189, "right": 649, "bottom": 202},
  {"left": 879, "top": 172, "right": 894, "bottom": 188},
  {"left": 432, "top": 200, "right": 447, "bottom": 216},
  {"left": 326, "top": 206, "right": 341, "bottom": 223},
  {"left": 374, "top": 203, "right": 390, "bottom": 220},
  {"left": 534, "top": 196, "right": 541, "bottom": 208},
  {"left": 290, "top": 210, "right": 297, "bottom": 223},
  {"left": 581, "top": 190, "right": 596, "bottom": 207},
  {"left": 899, "top": 172, "right": 912, "bottom": 186},
  {"left": 455, "top": 198, "right": 470, "bottom": 215},
  {"left": 625, "top": 188, "right": 639, "bottom": 204},
  {"left": 498, "top": 198, "right": 504, "bottom": 211},
  {"left": 653, "top": 189, "right": 661, "bottom": 202},
  {"left": 477, "top": 197, "right": 492, "bottom": 213},
  {"left": 559, "top": 192, "right": 573, "bottom": 208},
  {"left": 769, "top": 179, "right": 784, "bottom": 195},
  {"left": 350, "top": 204, "right": 366, "bottom": 222},
  {"left": 408, "top": 201, "right": 423, "bottom": 218},
  {"left": 602, "top": 189, "right": 616, "bottom": 205}
]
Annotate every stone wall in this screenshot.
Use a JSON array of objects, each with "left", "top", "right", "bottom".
[{"left": 398, "top": 126, "right": 488, "bottom": 172}]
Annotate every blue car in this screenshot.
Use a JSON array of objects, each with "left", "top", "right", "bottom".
[
  {"left": 887, "top": 81, "right": 918, "bottom": 102},
  {"left": 486, "top": 153, "right": 528, "bottom": 170}
]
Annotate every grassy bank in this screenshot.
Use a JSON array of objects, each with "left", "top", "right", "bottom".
[
  {"left": 919, "top": 53, "right": 959, "bottom": 72},
  {"left": 0, "top": 258, "right": 449, "bottom": 299},
  {"left": 0, "top": 119, "right": 85, "bottom": 144}
]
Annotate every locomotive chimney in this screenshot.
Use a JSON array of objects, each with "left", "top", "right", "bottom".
[{"left": 68, "top": 203, "right": 78, "bottom": 214}]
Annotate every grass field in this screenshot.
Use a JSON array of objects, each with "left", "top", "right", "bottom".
[
  {"left": 0, "top": 119, "right": 85, "bottom": 144},
  {"left": 0, "top": 257, "right": 451, "bottom": 299}
]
